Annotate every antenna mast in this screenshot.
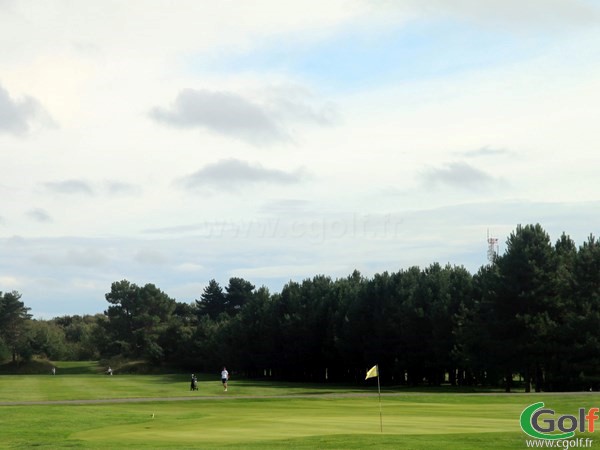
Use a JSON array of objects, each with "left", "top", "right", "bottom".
[{"left": 487, "top": 229, "right": 499, "bottom": 263}]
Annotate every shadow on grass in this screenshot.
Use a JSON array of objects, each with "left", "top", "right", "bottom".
[
  {"left": 0, "top": 359, "right": 55, "bottom": 375},
  {"left": 53, "top": 361, "right": 102, "bottom": 375},
  {"left": 0, "top": 360, "right": 520, "bottom": 394},
  {"left": 225, "top": 379, "right": 512, "bottom": 394}
]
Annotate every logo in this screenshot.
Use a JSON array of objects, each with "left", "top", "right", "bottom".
[{"left": 520, "top": 402, "right": 599, "bottom": 440}]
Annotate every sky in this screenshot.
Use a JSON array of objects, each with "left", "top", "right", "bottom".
[{"left": 1, "top": 0, "right": 600, "bottom": 318}]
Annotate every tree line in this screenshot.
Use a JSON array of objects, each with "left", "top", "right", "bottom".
[{"left": 1, "top": 223, "right": 600, "bottom": 391}]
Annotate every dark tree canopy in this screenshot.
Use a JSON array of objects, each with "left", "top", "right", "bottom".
[
  {"left": 0, "top": 291, "right": 32, "bottom": 362},
  {"left": 195, "top": 279, "right": 226, "bottom": 320},
  {"left": 103, "top": 280, "right": 177, "bottom": 360}
]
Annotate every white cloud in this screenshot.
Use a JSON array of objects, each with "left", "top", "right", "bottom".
[
  {"left": 0, "top": 82, "right": 54, "bottom": 135},
  {"left": 150, "top": 89, "right": 288, "bottom": 145},
  {"left": 26, "top": 208, "right": 52, "bottom": 223},
  {"left": 177, "top": 159, "right": 306, "bottom": 192},
  {"left": 374, "top": 0, "right": 600, "bottom": 30},
  {"left": 134, "top": 249, "right": 168, "bottom": 265},
  {"left": 104, "top": 181, "right": 141, "bottom": 196},
  {"left": 0, "top": 275, "right": 20, "bottom": 289},
  {"left": 150, "top": 87, "right": 336, "bottom": 146},
  {"left": 460, "top": 146, "right": 512, "bottom": 158},
  {"left": 421, "top": 162, "right": 500, "bottom": 190},
  {"left": 42, "top": 180, "right": 94, "bottom": 196},
  {"left": 46, "top": 248, "right": 109, "bottom": 268},
  {"left": 175, "top": 263, "right": 205, "bottom": 273}
]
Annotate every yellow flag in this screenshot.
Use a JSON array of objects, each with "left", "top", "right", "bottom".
[{"left": 365, "top": 365, "right": 378, "bottom": 380}]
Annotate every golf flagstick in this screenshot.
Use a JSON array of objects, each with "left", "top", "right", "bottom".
[
  {"left": 377, "top": 364, "right": 382, "bottom": 432},
  {"left": 365, "top": 364, "right": 382, "bottom": 432}
]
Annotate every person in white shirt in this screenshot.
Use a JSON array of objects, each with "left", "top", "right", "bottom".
[{"left": 221, "top": 367, "right": 229, "bottom": 392}]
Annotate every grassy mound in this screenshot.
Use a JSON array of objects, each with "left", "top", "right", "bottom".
[
  {"left": 0, "top": 358, "right": 187, "bottom": 376},
  {"left": 0, "top": 358, "right": 55, "bottom": 375}
]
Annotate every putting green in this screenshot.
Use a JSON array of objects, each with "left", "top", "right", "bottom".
[{"left": 71, "top": 397, "right": 518, "bottom": 447}]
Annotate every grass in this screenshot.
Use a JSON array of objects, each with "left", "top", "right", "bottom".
[{"left": 0, "top": 361, "right": 597, "bottom": 448}]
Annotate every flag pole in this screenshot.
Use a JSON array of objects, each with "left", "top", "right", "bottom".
[{"left": 377, "top": 364, "right": 382, "bottom": 432}]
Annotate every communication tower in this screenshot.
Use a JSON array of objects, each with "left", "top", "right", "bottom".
[{"left": 487, "top": 229, "right": 499, "bottom": 263}]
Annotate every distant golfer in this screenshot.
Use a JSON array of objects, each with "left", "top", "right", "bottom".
[
  {"left": 221, "top": 367, "right": 229, "bottom": 392},
  {"left": 51, "top": 367, "right": 56, "bottom": 375}
]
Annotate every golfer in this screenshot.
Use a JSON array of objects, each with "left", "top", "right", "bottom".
[{"left": 221, "top": 367, "right": 229, "bottom": 392}]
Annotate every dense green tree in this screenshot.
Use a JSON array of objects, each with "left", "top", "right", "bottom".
[
  {"left": 462, "top": 264, "right": 500, "bottom": 386},
  {"left": 0, "top": 291, "right": 32, "bottom": 362},
  {"left": 270, "top": 280, "right": 305, "bottom": 379},
  {"left": 430, "top": 264, "right": 474, "bottom": 386},
  {"left": 303, "top": 275, "right": 339, "bottom": 381},
  {"left": 395, "top": 266, "right": 429, "bottom": 385},
  {"left": 330, "top": 270, "right": 366, "bottom": 382},
  {"left": 569, "top": 235, "right": 600, "bottom": 389},
  {"left": 103, "top": 280, "right": 139, "bottom": 355},
  {"left": 493, "top": 224, "right": 559, "bottom": 392},
  {"left": 228, "top": 286, "right": 275, "bottom": 377},
  {"left": 195, "top": 279, "right": 226, "bottom": 320},
  {"left": 103, "top": 280, "right": 177, "bottom": 361},
  {"left": 359, "top": 271, "right": 404, "bottom": 384},
  {"left": 224, "top": 277, "right": 255, "bottom": 316},
  {"left": 51, "top": 314, "right": 103, "bottom": 360},
  {"left": 157, "top": 301, "right": 197, "bottom": 365},
  {"left": 294, "top": 275, "right": 337, "bottom": 381},
  {"left": 28, "top": 320, "right": 68, "bottom": 360},
  {"left": 545, "top": 233, "right": 579, "bottom": 389},
  {"left": 266, "top": 276, "right": 339, "bottom": 380}
]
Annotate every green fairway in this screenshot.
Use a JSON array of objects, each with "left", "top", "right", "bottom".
[
  {"left": 0, "top": 367, "right": 597, "bottom": 448},
  {"left": 0, "top": 374, "right": 366, "bottom": 403}
]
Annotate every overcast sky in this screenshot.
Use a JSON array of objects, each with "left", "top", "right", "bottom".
[{"left": 2, "top": 0, "right": 600, "bottom": 318}]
